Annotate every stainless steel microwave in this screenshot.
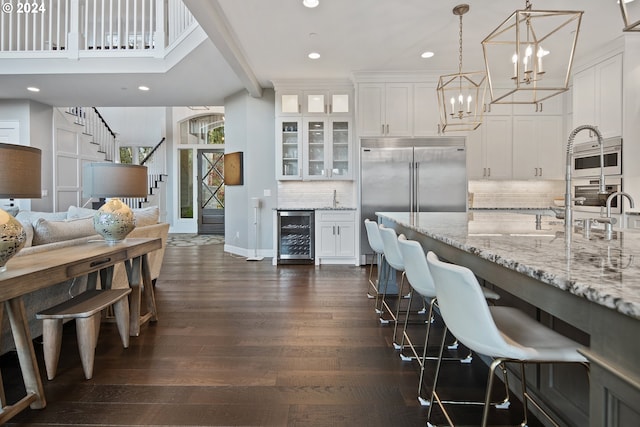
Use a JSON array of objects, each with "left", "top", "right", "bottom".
[{"left": 572, "top": 137, "right": 622, "bottom": 178}]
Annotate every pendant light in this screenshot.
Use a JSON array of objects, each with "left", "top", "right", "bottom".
[
  {"left": 481, "top": 0, "right": 583, "bottom": 108},
  {"left": 620, "top": 0, "right": 639, "bottom": 32},
  {"left": 437, "top": 4, "right": 486, "bottom": 133}
]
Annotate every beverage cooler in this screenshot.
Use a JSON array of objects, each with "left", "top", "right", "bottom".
[{"left": 277, "top": 210, "right": 314, "bottom": 264}]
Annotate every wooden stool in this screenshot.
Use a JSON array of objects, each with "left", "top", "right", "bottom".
[{"left": 36, "top": 289, "right": 131, "bottom": 380}]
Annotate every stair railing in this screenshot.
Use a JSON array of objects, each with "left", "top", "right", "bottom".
[
  {"left": 122, "top": 137, "right": 166, "bottom": 209},
  {"left": 65, "top": 107, "right": 118, "bottom": 161}
]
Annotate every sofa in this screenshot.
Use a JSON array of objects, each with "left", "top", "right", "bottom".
[{"left": 0, "top": 205, "right": 169, "bottom": 354}]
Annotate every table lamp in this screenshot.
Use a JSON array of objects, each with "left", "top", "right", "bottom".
[
  {"left": 83, "top": 163, "right": 148, "bottom": 243},
  {"left": 0, "top": 143, "right": 42, "bottom": 272}
]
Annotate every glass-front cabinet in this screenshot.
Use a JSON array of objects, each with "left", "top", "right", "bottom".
[
  {"left": 275, "top": 83, "right": 353, "bottom": 181},
  {"left": 303, "top": 118, "right": 352, "bottom": 180},
  {"left": 276, "top": 119, "right": 302, "bottom": 180}
]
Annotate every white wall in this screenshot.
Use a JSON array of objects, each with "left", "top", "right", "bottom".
[
  {"left": 99, "top": 107, "right": 166, "bottom": 147},
  {"left": 223, "top": 88, "right": 276, "bottom": 257},
  {"left": 0, "top": 100, "right": 53, "bottom": 211}
]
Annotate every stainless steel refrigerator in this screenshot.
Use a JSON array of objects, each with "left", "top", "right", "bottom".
[{"left": 360, "top": 137, "right": 467, "bottom": 258}]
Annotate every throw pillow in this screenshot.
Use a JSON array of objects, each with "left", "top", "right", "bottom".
[
  {"left": 32, "top": 217, "right": 97, "bottom": 246},
  {"left": 16, "top": 210, "right": 68, "bottom": 225},
  {"left": 15, "top": 216, "right": 34, "bottom": 248},
  {"left": 132, "top": 206, "right": 159, "bottom": 227},
  {"left": 67, "top": 205, "right": 98, "bottom": 219},
  {"left": 5, "top": 206, "right": 19, "bottom": 216}
]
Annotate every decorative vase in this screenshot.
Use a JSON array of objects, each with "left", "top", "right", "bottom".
[
  {"left": 0, "top": 209, "right": 27, "bottom": 273},
  {"left": 93, "top": 199, "right": 136, "bottom": 243}
]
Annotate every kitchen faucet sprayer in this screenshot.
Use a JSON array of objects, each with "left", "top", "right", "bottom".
[{"left": 565, "top": 125, "right": 606, "bottom": 234}]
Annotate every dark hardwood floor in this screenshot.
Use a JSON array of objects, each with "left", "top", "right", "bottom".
[{"left": 2, "top": 242, "right": 545, "bottom": 426}]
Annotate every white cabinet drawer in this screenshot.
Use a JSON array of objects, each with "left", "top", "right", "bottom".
[{"left": 316, "top": 210, "right": 355, "bottom": 222}]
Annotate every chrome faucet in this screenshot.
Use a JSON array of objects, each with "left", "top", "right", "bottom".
[
  {"left": 565, "top": 125, "right": 607, "bottom": 232},
  {"left": 603, "top": 191, "right": 635, "bottom": 235},
  {"left": 332, "top": 189, "right": 338, "bottom": 208}
]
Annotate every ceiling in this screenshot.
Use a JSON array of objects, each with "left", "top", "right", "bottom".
[{"left": 0, "top": 0, "right": 628, "bottom": 108}]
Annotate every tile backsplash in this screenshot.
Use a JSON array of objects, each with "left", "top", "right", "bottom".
[
  {"left": 277, "top": 180, "right": 564, "bottom": 210},
  {"left": 469, "top": 180, "right": 564, "bottom": 208},
  {"left": 278, "top": 181, "right": 355, "bottom": 209}
]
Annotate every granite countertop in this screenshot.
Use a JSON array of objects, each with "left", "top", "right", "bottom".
[
  {"left": 274, "top": 207, "right": 356, "bottom": 211},
  {"left": 377, "top": 211, "right": 640, "bottom": 320}
]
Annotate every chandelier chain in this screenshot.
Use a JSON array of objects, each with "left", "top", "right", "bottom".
[{"left": 458, "top": 14, "right": 463, "bottom": 74}]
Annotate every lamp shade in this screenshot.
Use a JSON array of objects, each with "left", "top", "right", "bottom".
[
  {"left": 0, "top": 143, "right": 42, "bottom": 198},
  {"left": 83, "top": 163, "right": 148, "bottom": 198}
]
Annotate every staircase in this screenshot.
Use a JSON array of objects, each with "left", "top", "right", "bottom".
[{"left": 58, "top": 108, "right": 168, "bottom": 222}]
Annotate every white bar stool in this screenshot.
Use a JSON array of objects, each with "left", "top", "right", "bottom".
[
  {"left": 378, "top": 224, "right": 409, "bottom": 347},
  {"left": 397, "top": 235, "right": 500, "bottom": 405},
  {"left": 363, "top": 218, "right": 385, "bottom": 310},
  {"left": 425, "top": 251, "right": 589, "bottom": 427}
]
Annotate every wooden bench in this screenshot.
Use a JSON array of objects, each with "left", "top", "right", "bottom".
[{"left": 36, "top": 288, "right": 131, "bottom": 380}]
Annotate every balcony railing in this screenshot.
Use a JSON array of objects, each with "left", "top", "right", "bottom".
[{"left": 0, "top": 0, "right": 195, "bottom": 55}]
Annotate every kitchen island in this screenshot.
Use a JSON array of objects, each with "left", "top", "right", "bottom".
[{"left": 377, "top": 211, "right": 640, "bottom": 427}]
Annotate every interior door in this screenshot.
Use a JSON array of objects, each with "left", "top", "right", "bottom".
[{"left": 198, "top": 149, "right": 225, "bottom": 235}]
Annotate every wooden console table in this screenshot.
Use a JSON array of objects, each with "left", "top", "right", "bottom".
[{"left": 0, "top": 237, "right": 161, "bottom": 423}]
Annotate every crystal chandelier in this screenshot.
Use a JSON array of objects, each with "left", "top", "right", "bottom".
[
  {"left": 437, "top": 4, "right": 486, "bottom": 133},
  {"left": 481, "top": 0, "right": 583, "bottom": 107},
  {"left": 620, "top": 0, "right": 639, "bottom": 32}
]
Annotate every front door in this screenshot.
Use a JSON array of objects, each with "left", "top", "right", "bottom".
[{"left": 198, "top": 149, "right": 225, "bottom": 235}]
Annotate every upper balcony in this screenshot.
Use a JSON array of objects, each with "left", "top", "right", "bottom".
[{"left": 0, "top": 0, "right": 198, "bottom": 61}]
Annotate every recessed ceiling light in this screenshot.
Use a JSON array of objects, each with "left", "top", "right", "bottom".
[
  {"left": 138, "top": 86, "right": 150, "bottom": 91},
  {"left": 421, "top": 51, "right": 435, "bottom": 59},
  {"left": 303, "top": 0, "right": 319, "bottom": 8},
  {"left": 308, "top": 52, "right": 321, "bottom": 59},
  {"left": 27, "top": 86, "right": 40, "bottom": 92}
]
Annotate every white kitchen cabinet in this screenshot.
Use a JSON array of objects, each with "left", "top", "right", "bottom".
[
  {"left": 276, "top": 91, "right": 302, "bottom": 116},
  {"left": 512, "top": 92, "right": 564, "bottom": 116},
  {"left": 275, "top": 83, "right": 354, "bottom": 181},
  {"left": 629, "top": 215, "right": 640, "bottom": 230},
  {"left": 315, "top": 210, "right": 356, "bottom": 265},
  {"left": 413, "top": 83, "right": 440, "bottom": 136},
  {"left": 512, "top": 115, "right": 564, "bottom": 179},
  {"left": 358, "top": 83, "right": 413, "bottom": 136},
  {"left": 303, "top": 118, "right": 352, "bottom": 180},
  {"left": 303, "top": 90, "right": 352, "bottom": 116},
  {"left": 466, "top": 116, "right": 513, "bottom": 179},
  {"left": 276, "top": 118, "right": 303, "bottom": 180},
  {"left": 572, "top": 53, "right": 622, "bottom": 143}
]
